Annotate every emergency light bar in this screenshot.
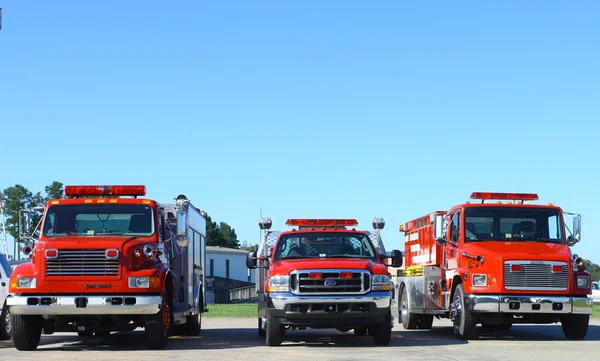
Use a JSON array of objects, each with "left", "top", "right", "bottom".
[
  {"left": 285, "top": 219, "right": 359, "bottom": 227},
  {"left": 470, "top": 192, "right": 539, "bottom": 202},
  {"left": 65, "top": 185, "right": 147, "bottom": 197}
]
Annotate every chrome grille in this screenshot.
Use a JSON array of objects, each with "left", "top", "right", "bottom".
[
  {"left": 504, "top": 260, "right": 568, "bottom": 291},
  {"left": 290, "top": 270, "right": 370, "bottom": 295},
  {"left": 46, "top": 249, "right": 119, "bottom": 276}
]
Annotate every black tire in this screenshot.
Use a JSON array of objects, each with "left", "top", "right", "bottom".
[
  {"left": 265, "top": 314, "right": 282, "bottom": 346},
  {"left": 258, "top": 317, "right": 266, "bottom": 337},
  {"left": 95, "top": 331, "right": 110, "bottom": 337},
  {"left": 372, "top": 311, "right": 392, "bottom": 345},
  {"left": 417, "top": 315, "right": 434, "bottom": 330},
  {"left": 451, "top": 284, "right": 477, "bottom": 340},
  {"left": 482, "top": 323, "right": 512, "bottom": 331},
  {"left": 12, "top": 315, "right": 43, "bottom": 351},
  {"left": 77, "top": 331, "right": 94, "bottom": 337},
  {"left": 144, "top": 289, "right": 172, "bottom": 350},
  {"left": 185, "top": 313, "right": 201, "bottom": 336},
  {"left": 561, "top": 314, "right": 589, "bottom": 340},
  {"left": 399, "top": 285, "right": 419, "bottom": 329},
  {"left": 354, "top": 327, "right": 368, "bottom": 336},
  {"left": 0, "top": 304, "right": 12, "bottom": 340}
]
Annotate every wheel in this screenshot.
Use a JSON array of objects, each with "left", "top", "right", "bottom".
[
  {"left": 185, "top": 313, "right": 201, "bottom": 336},
  {"left": 561, "top": 314, "right": 589, "bottom": 340},
  {"left": 95, "top": 331, "right": 110, "bottom": 337},
  {"left": 144, "top": 289, "right": 172, "bottom": 350},
  {"left": 12, "top": 315, "right": 43, "bottom": 351},
  {"left": 450, "top": 284, "right": 477, "bottom": 340},
  {"left": 482, "top": 323, "right": 512, "bottom": 331},
  {"left": 258, "top": 317, "right": 266, "bottom": 337},
  {"left": 0, "top": 305, "right": 12, "bottom": 340},
  {"left": 417, "top": 315, "right": 434, "bottom": 330},
  {"left": 77, "top": 331, "right": 94, "bottom": 337},
  {"left": 354, "top": 327, "right": 368, "bottom": 336},
  {"left": 372, "top": 311, "right": 392, "bottom": 345},
  {"left": 399, "top": 285, "right": 419, "bottom": 329},
  {"left": 265, "top": 314, "right": 282, "bottom": 346}
]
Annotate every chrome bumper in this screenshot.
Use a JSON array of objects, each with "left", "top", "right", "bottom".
[
  {"left": 466, "top": 294, "right": 593, "bottom": 315},
  {"left": 7, "top": 295, "right": 162, "bottom": 316},
  {"left": 267, "top": 291, "right": 391, "bottom": 310}
]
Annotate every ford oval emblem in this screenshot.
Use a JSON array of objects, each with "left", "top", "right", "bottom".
[{"left": 324, "top": 279, "right": 337, "bottom": 286}]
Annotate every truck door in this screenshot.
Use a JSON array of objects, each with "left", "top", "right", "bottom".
[
  {"left": 0, "top": 254, "right": 11, "bottom": 307},
  {"left": 444, "top": 212, "right": 461, "bottom": 295}
]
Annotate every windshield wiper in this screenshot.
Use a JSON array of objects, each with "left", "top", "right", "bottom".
[
  {"left": 324, "top": 255, "right": 371, "bottom": 258},
  {"left": 279, "top": 256, "right": 319, "bottom": 260}
]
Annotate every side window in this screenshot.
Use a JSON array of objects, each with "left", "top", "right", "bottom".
[
  {"left": 451, "top": 212, "right": 461, "bottom": 243},
  {"left": 158, "top": 213, "right": 164, "bottom": 242},
  {"left": 547, "top": 214, "right": 562, "bottom": 240}
]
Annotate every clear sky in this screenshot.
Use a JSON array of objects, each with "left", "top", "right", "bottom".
[{"left": 1, "top": 1, "right": 599, "bottom": 263}]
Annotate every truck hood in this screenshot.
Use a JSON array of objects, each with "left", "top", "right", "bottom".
[
  {"left": 36, "top": 236, "right": 150, "bottom": 252},
  {"left": 463, "top": 241, "right": 571, "bottom": 262},
  {"left": 272, "top": 257, "right": 388, "bottom": 275}
]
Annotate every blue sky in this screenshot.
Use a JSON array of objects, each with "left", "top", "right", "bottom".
[{"left": 1, "top": 1, "right": 599, "bottom": 263}]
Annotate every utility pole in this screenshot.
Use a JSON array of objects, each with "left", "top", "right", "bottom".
[{"left": 0, "top": 193, "right": 9, "bottom": 256}]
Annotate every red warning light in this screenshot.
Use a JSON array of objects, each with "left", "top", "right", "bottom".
[
  {"left": 65, "top": 185, "right": 146, "bottom": 197},
  {"left": 285, "top": 219, "right": 359, "bottom": 227},
  {"left": 470, "top": 192, "right": 539, "bottom": 201}
]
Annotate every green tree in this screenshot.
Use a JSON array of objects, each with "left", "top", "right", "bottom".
[
  {"left": 2, "top": 182, "right": 65, "bottom": 259},
  {"left": 240, "top": 241, "right": 258, "bottom": 252},
  {"left": 205, "top": 213, "right": 240, "bottom": 249}
]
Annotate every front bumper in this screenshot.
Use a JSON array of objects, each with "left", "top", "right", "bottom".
[
  {"left": 7, "top": 294, "right": 162, "bottom": 316},
  {"left": 266, "top": 291, "right": 391, "bottom": 326},
  {"left": 465, "top": 294, "right": 593, "bottom": 315}
]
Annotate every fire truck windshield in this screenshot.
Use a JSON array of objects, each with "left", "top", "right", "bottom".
[
  {"left": 273, "top": 232, "right": 377, "bottom": 262},
  {"left": 464, "top": 206, "right": 564, "bottom": 243},
  {"left": 42, "top": 204, "right": 155, "bottom": 237}
]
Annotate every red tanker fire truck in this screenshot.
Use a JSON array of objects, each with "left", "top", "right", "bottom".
[
  {"left": 396, "top": 192, "right": 593, "bottom": 340},
  {"left": 246, "top": 217, "right": 402, "bottom": 346},
  {"left": 7, "top": 185, "right": 207, "bottom": 350}
]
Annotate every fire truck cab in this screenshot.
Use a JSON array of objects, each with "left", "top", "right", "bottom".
[
  {"left": 247, "top": 217, "right": 402, "bottom": 346},
  {"left": 7, "top": 185, "right": 207, "bottom": 350},
  {"left": 396, "top": 192, "right": 593, "bottom": 340}
]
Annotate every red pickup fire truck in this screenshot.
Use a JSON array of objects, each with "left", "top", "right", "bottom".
[
  {"left": 246, "top": 217, "right": 402, "bottom": 346},
  {"left": 396, "top": 192, "right": 592, "bottom": 340},
  {"left": 7, "top": 185, "right": 207, "bottom": 350}
]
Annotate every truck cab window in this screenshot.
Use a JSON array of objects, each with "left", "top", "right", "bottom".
[{"left": 451, "top": 213, "right": 460, "bottom": 243}]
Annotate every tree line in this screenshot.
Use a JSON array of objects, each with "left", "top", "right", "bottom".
[{"left": 0, "top": 182, "right": 258, "bottom": 259}]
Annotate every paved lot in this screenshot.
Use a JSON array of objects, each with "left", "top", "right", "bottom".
[{"left": 0, "top": 316, "right": 598, "bottom": 361}]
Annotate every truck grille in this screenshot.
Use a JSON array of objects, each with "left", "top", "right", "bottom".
[
  {"left": 504, "top": 261, "right": 568, "bottom": 291},
  {"left": 46, "top": 249, "right": 119, "bottom": 276},
  {"left": 289, "top": 270, "right": 370, "bottom": 295}
]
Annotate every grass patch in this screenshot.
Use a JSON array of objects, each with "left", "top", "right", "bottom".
[
  {"left": 592, "top": 304, "right": 600, "bottom": 318},
  {"left": 204, "top": 303, "right": 257, "bottom": 318}
]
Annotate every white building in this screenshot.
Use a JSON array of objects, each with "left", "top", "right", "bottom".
[
  {"left": 205, "top": 246, "right": 255, "bottom": 304},
  {"left": 205, "top": 246, "right": 255, "bottom": 283}
]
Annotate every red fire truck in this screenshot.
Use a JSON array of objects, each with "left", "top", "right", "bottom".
[
  {"left": 246, "top": 217, "right": 402, "bottom": 346},
  {"left": 7, "top": 185, "right": 207, "bottom": 350},
  {"left": 396, "top": 192, "right": 593, "bottom": 340}
]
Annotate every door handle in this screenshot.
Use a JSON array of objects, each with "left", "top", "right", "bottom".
[{"left": 1, "top": 282, "right": 5, "bottom": 287}]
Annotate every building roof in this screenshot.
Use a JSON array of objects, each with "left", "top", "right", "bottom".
[{"left": 206, "top": 246, "right": 251, "bottom": 255}]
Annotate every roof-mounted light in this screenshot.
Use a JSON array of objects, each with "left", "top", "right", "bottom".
[
  {"left": 65, "top": 185, "right": 147, "bottom": 198},
  {"left": 372, "top": 217, "right": 385, "bottom": 230},
  {"left": 470, "top": 192, "right": 539, "bottom": 203},
  {"left": 285, "top": 219, "right": 359, "bottom": 227},
  {"left": 259, "top": 217, "right": 272, "bottom": 230}
]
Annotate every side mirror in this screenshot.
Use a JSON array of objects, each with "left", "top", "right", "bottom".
[
  {"left": 566, "top": 214, "right": 581, "bottom": 246},
  {"left": 246, "top": 251, "right": 258, "bottom": 269},
  {"left": 389, "top": 249, "right": 403, "bottom": 268},
  {"left": 432, "top": 214, "right": 447, "bottom": 246},
  {"left": 19, "top": 211, "right": 30, "bottom": 239},
  {"left": 176, "top": 231, "right": 190, "bottom": 248}
]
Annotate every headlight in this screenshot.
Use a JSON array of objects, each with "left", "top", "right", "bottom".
[
  {"left": 472, "top": 274, "right": 487, "bottom": 287},
  {"left": 267, "top": 275, "right": 289, "bottom": 292},
  {"left": 17, "top": 278, "right": 36, "bottom": 289},
  {"left": 128, "top": 277, "right": 158, "bottom": 288},
  {"left": 372, "top": 274, "right": 391, "bottom": 291},
  {"left": 577, "top": 276, "right": 590, "bottom": 289}
]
